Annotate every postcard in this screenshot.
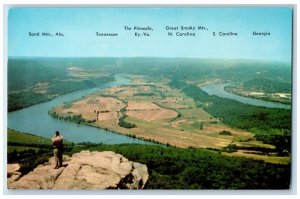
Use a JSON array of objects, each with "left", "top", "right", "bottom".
[{"left": 6, "top": 6, "right": 293, "bottom": 191}]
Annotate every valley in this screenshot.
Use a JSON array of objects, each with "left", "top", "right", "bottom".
[{"left": 50, "top": 74, "right": 289, "bottom": 164}]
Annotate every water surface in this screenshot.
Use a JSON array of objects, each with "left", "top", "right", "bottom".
[
  {"left": 8, "top": 75, "right": 152, "bottom": 144},
  {"left": 200, "top": 83, "right": 290, "bottom": 109}
]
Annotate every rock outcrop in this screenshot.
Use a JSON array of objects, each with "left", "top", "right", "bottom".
[
  {"left": 8, "top": 150, "right": 149, "bottom": 190},
  {"left": 7, "top": 163, "right": 22, "bottom": 185}
]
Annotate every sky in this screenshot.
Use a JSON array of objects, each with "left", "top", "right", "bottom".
[{"left": 7, "top": 7, "right": 292, "bottom": 61}]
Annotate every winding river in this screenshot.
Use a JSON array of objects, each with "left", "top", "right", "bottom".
[
  {"left": 8, "top": 77, "right": 290, "bottom": 144},
  {"left": 200, "top": 83, "right": 291, "bottom": 109},
  {"left": 7, "top": 75, "right": 152, "bottom": 144}
]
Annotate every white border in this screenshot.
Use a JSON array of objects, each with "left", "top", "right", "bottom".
[{"left": 1, "top": 0, "right": 299, "bottom": 198}]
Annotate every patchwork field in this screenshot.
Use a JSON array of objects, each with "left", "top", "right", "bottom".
[
  {"left": 51, "top": 75, "right": 285, "bottom": 163},
  {"left": 53, "top": 96, "right": 126, "bottom": 122},
  {"left": 222, "top": 151, "right": 290, "bottom": 165}
]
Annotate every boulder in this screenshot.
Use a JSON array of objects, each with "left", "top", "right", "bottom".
[
  {"left": 7, "top": 163, "right": 20, "bottom": 177},
  {"left": 7, "top": 163, "right": 21, "bottom": 185},
  {"left": 8, "top": 150, "right": 149, "bottom": 190}
]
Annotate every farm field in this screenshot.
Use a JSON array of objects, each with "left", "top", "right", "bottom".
[
  {"left": 51, "top": 75, "right": 285, "bottom": 163},
  {"left": 7, "top": 57, "right": 292, "bottom": 189},
  {"left": 222, "top": 151, "right": 290, "bottom": 165}
]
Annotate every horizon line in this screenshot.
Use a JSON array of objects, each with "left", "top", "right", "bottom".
[{"left": 7, "top": 56, "right": 291, "bottom": 62}]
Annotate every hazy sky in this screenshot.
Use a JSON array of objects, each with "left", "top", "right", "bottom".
[{"left": 8, "top": 7, "right": 292, "bottom": 61}]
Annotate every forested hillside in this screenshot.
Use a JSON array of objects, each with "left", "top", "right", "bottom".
[{"left": 8, "top": 58, "right": 114, "bottom": 112}]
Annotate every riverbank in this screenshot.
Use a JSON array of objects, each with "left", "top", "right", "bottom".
[
  {"left": 200, "top": 82, "right": 291, "bottom": 109},
  {"left": 224, "top": 85, "right": 291, "bottom": 105},
  {"left": 50, "top": 75, "right": 256, "bottom": 149},
  {"left": 8, "top": 75, "right": 153, "bottom": 145},
  {"left": 47, "top": 75, "right": 292, "bottom": 164},
  {"left": 8, "top": 73, "right": 114, "bottom": 112}
]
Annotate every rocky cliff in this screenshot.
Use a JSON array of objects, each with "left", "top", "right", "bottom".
[{"left": 8, "top": 150, "right": 149, "bottom": 189}]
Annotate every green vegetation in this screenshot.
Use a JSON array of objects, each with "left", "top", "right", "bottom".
[
  {"left": 219, "top": 130, "right": 232, "bottom": 136},
  {"left": 243, "top": 77, "right": 291, "bottom": 93},
  {"left": 224, "top": 76, "right": 291, "bottom": 104},
  {"left": 49, "top": 111, "right": 86, "bottom": 124},
  {"left": 169, "top": 80, "right": 291, "bottom": 154},
  {"left": 7, "top": 130, "right": 290, "bottom": 189},
  {"left": 225, "top": 86, "right": 291, "bottom": 105},
  {"left": 7, "top": 129, "right": 73, "bottom": 175},
  {"left": 8, "top": 58, "right": 292, "bottom": 189},
  {"left": 9, "top": 57, "right": 291, "bottom": 112},
  {"left": 8, "top": 149, "right": 53, "bottom": 175},
  {"left": 8, "top": 91, "right": 50, "bottom": 112},
  {"left": 222, "top": 144, "right": 238, "bottom": 153},
  {"left": 117, "top": 106, "right": 137, "bottom": 129},
  {"left": 69, "top": 143, "right": 290, "bottom": 189},
  {"left": 133, "top": 92, "right": 154, "bottom": 97},
  {"left": 118, "top": 115, "right": 136, "bottom": 128},
  {"left": 8, "top": 57, "right": 114, "bottom": 112},
  {"left": 191, "top": 121, "right": 204, "bottom": 130},
  {"left": 8, "top": 128, "right": 52, "bottom": 145},
  {"left": 107, "top": 58, "right": 291, "bottom": 83},
  {"left": 63, "top": 115, "right": 86, "bottom": 124}
]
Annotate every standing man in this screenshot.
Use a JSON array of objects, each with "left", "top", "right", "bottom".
[{"left": 51, "top": 131, "right": 64, "bottom": 169}]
